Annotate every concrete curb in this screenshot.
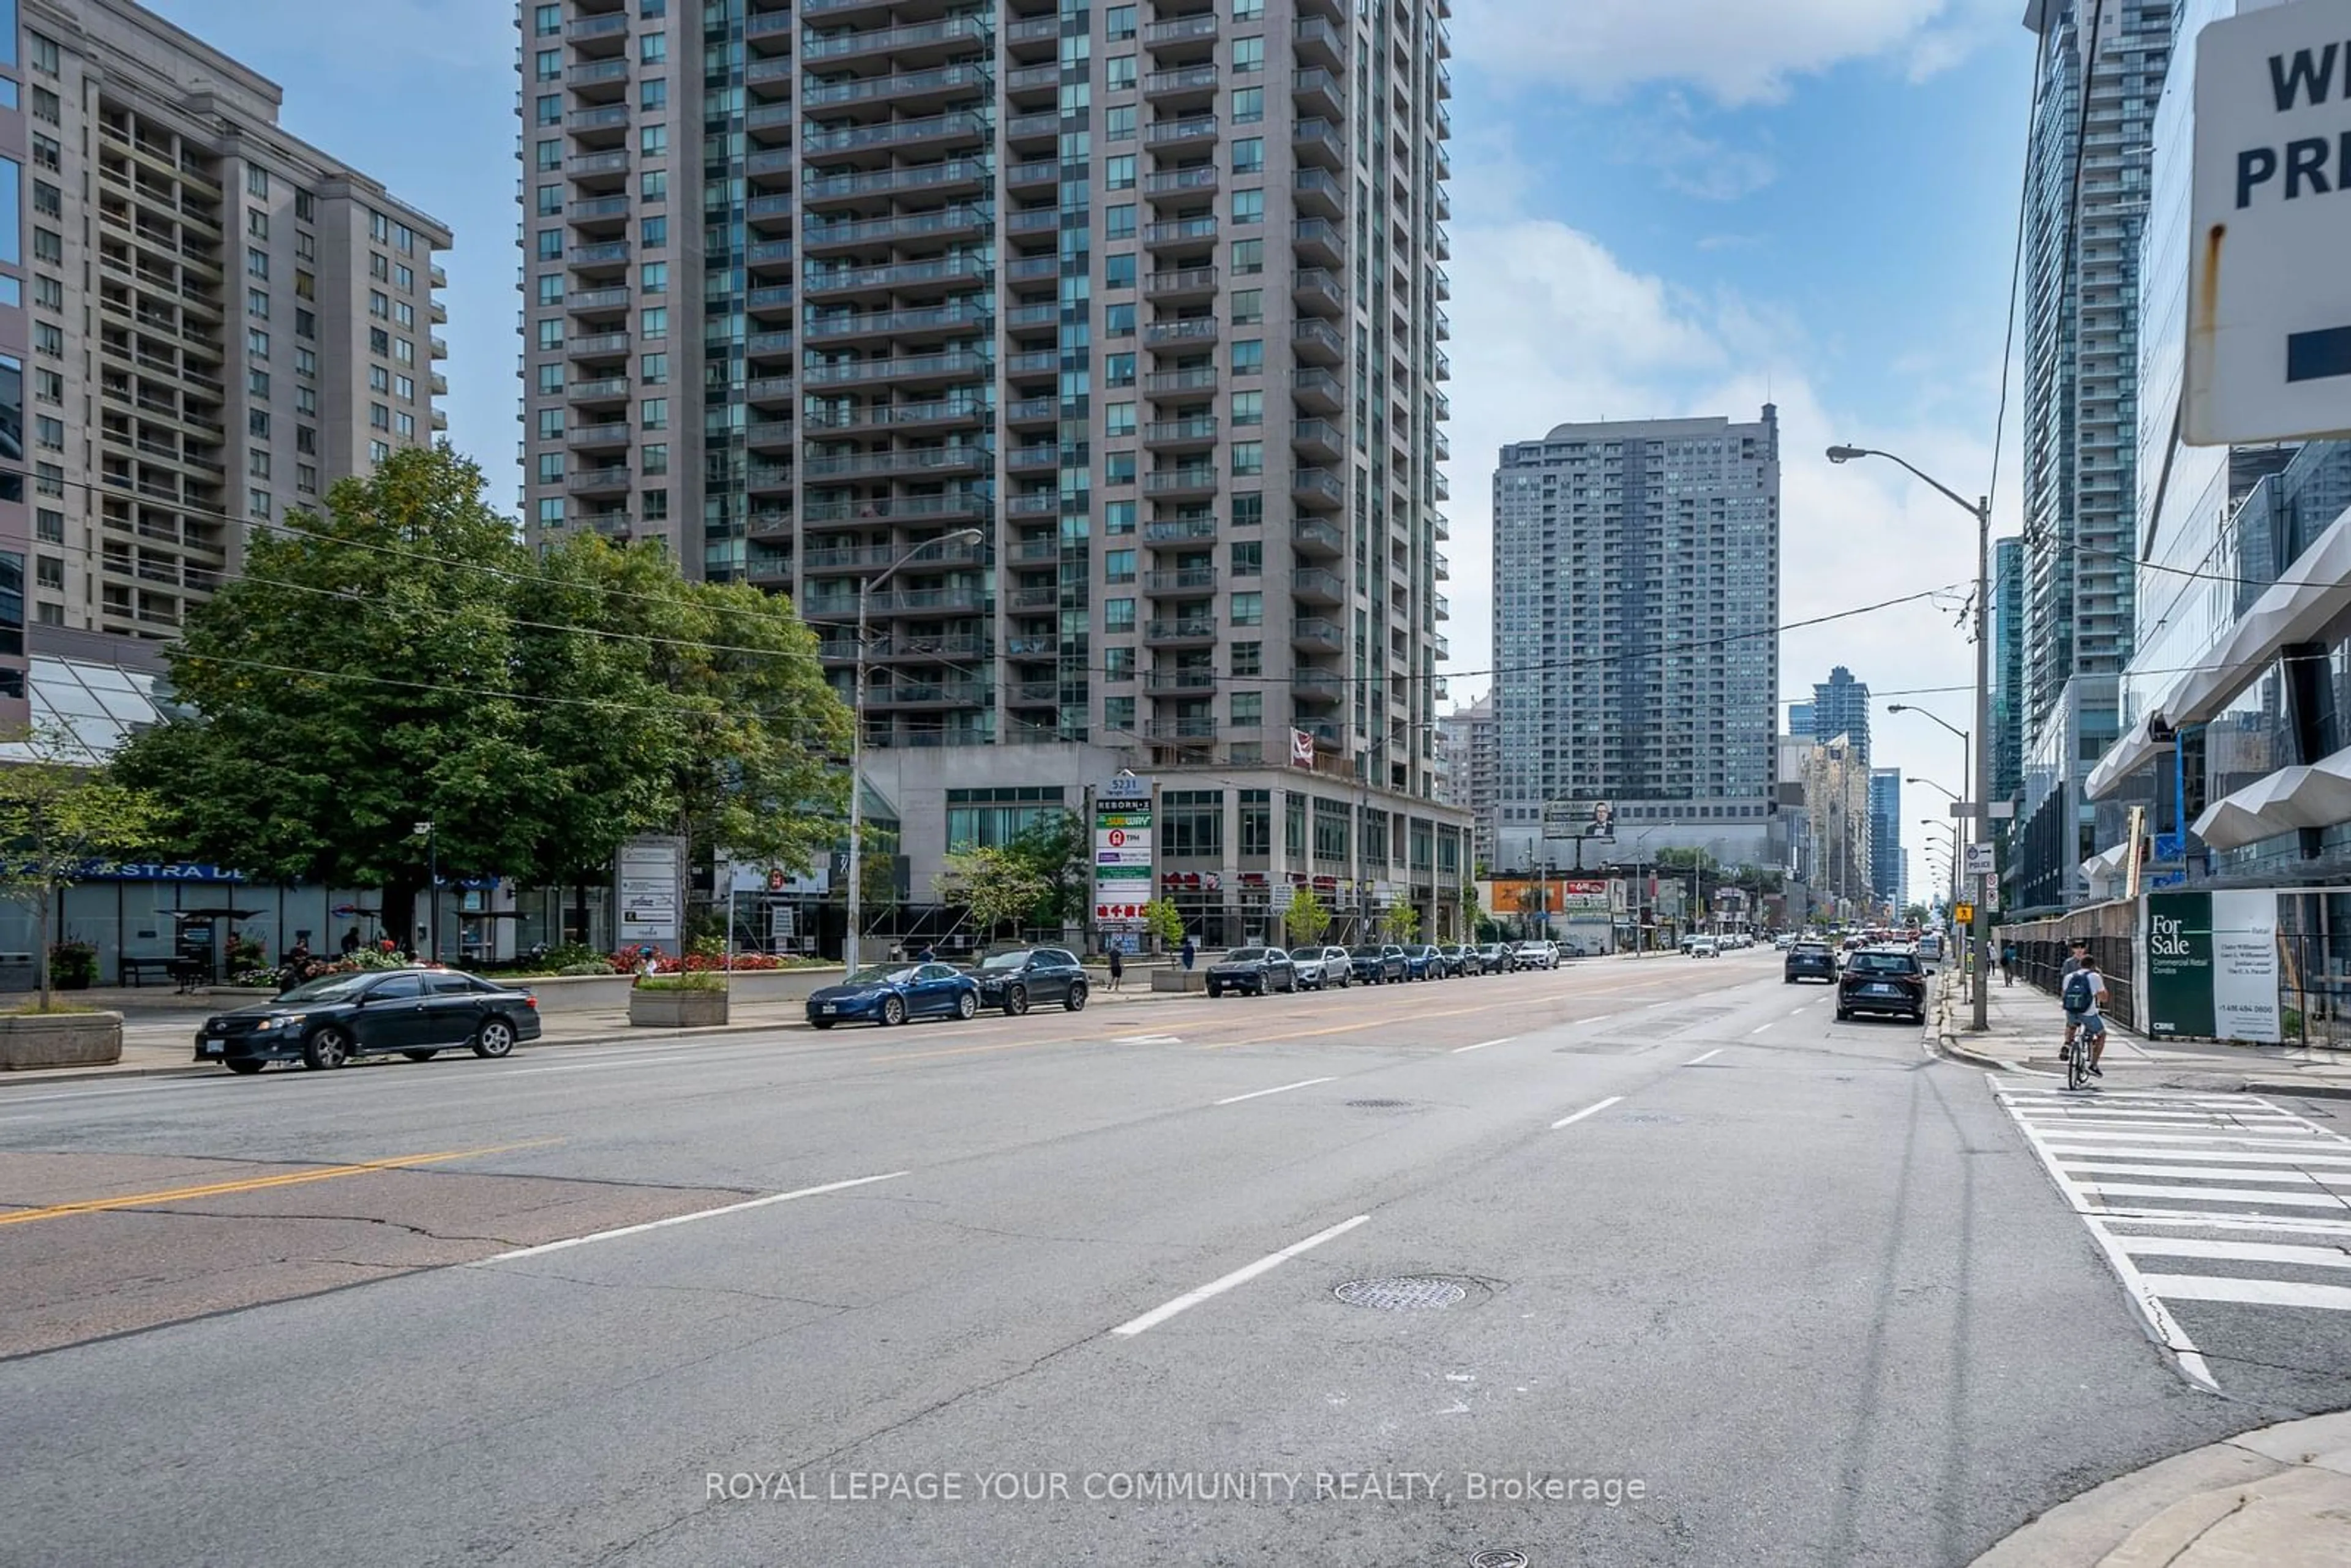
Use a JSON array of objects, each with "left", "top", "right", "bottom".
[
  {"left": 0, "top": 989, "right": 1207, "bottom": 1087},
  {"left": 1970, "top": 1410, "right": 2351, "bottom": 1567},
  {"left": 2241, "top": 1078, "right": 2351, "bottom": 1101}
]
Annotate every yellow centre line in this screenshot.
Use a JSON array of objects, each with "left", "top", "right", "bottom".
[{"left": 0, "top": 1139, "right": 561, "bottom": 1228}]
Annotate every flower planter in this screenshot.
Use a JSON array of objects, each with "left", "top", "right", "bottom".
[
  {"left": 0, "top": 1010, "right": 124, "bottom": 1070},
  {"left": 628, "top": 986, "right": 730, "bottom": 1028}
]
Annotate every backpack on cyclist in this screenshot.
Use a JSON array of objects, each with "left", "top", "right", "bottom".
[{"left": 2062, "top": 969, "right": 2096, "bottom": 1017}]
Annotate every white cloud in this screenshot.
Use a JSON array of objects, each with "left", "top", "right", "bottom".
[{"left": 1451, "top": 0, "right": 2004, "bottom": 105}]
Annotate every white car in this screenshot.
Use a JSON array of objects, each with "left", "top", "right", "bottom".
[
  {"left": 1512, "top": 940, "right": 1559, "bottom": 970},
  {"left": 1689, "top": 937, "right": 1720, "bottom": 958},
  {"left": 1288, "top": 945, "right": 1354, "bottom": 989}
]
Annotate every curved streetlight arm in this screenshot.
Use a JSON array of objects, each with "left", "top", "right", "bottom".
[
  {"left": 1887, "top": 703, "right": 1969, "bottom": 747},
  {"left": 1905, "top": 776, "right": 1959, "bottom": 800},
  {"left": 1829, "top": 445, "right": 1981, "bottom": 522}
]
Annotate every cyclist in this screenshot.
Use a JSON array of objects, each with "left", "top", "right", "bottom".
[{"left": 2062, "top": 951, "right": 2108, "bottom": 1078}]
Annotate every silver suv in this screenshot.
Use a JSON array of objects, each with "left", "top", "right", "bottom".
[
  {"left": 1288, "top": 945, "right": 1354, "bottom": 989},
  {"left": 1513, "top": 940, "right": 1559, "bottom": 970}
]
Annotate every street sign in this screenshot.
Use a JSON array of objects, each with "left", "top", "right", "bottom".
[
  {"left": 2185, "top": 0, "right": 2351, "bottom": 446},
  {"left": 1964, "top": 842, "right": 1995, "bottom": 877},
  {"left": 1954, "top": 902, "right": 1975, "bottom": 925}
]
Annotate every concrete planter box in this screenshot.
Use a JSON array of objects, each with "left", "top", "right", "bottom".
[
  {"left": 1151, "top": 968, "right": 1209, "bottom": 994},
  {"left": 0, "top": 1010, "right": 125, "bottom": 1070},
  {"left": 628, "top": 986, "right": 730, "bottom": 1028}
]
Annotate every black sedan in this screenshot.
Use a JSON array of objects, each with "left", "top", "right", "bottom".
[
  {"left": 970, "top": 947, "right": 1089, "bottom": 1015},
  {"left": 806, "top": 963, "right": 981, "bottom": 1028},
  {"left": 195, "top": 968, "right": 542, "bottom": 1073},
  {"left": 1784, "top": 943, "right": 1838, "bottom": 984},
  {"left": 1206, "top": 947, "right": 1297, "bottom": 997}
]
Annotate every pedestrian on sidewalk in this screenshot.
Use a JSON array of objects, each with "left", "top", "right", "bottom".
[
  {"left": 1180, "top": 932, "right": 1197, "bottom": 971},
  {"left": 1106, "top": 945, "right": 1124, "bottom": 991},
  {"left": 2000, "top": 941, "right": 2016, "bottom": 987}
]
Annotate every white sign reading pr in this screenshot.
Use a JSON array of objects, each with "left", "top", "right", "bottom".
[{"left": 2186, "top": 0, "right": 2351, "bottom": 445}]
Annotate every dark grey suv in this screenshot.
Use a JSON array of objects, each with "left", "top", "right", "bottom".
[
  {"left": 1207, "top": 947, "right": 1297, "bottom": 997},
  {"left": 970, "top": 947, "right": 1090, "bottom": 1014}
]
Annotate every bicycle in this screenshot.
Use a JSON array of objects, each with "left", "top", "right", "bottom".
[{"left": 2062, "top": 1019, "right": 2090, "bottom": 1091}]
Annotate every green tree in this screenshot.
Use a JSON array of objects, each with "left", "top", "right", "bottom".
[
  {"left": 1381, "top": 902, "right": 1420, "bottom": 942},
  {"left": 0, "top": 731, "right": 164, "bottom": 1008},
  {"left": 1283, "top": 883, "right": 1331, "bottom": 946},
  {"left": 1005, "top": 809, "right": 1090, "bottom": 928},
  {"left": 1141, "top": 898, "right": 1185, "bottom": 950},
  {"left": 935, "top": 846, "right": 1050, "bottom": 943},
  {"left": 1903, "top": 902, "right": 1929, "bottom": 925}
]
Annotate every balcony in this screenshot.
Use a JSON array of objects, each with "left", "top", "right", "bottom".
[
  {"left": 805, "top": 397, "right": 989, "bottom": 437},
  {"left": 1144, "top": 317, "right": 1220, "bottom": 348},
  {"left": 1433, "top": 549, "right": 1450, "bottom": 581},
  {"left": 1144, "top": 13, "right": 1220, "bottom": 53},
  {"left": 801, "top": 64, "right": 992, "bottom": 111},
  {"left": 803, "top": 350, "right": 992, "bottom": 388},
  {"left": 801, "top": 205, "right": 992, "bottom": 254},
  {"left": 566, "top": 104, "right": 629, "bottom": 134},
  {"left": 566, "top": 467, "right": 635, "bottom": 495},
  {"left": 1005, "top": 679, "right": 1062, "bottom": 707},
  {"left": 1291, "top": 566, "right": 1347, "bottom": 606},
  {"left": 1292, "top": 67, "right": 1344, "bottom": 119},
  {"left": 800, "top": 16, "right": 991, "bottom": 64},
  {"left": 801, "top": 111, "right": 989, "bottom": 159},
  {"left": 1291, "top": 516, "right": 1344, "bottom": 559},
  {"left": 803, "top": 539, "right": 988, "bottom": 574},
  {"left": 1144, "top": 566, "right": 1217, "bottom": 595},
  {"left": 564, "top": 148, "right": 630, "bottom": 183},
  {"left": 1292, "top": 318, "right": 1344, "bottom": 365},
  {"left": 1291, "top": 418, "right": 1345, "bottom": 463},
  {"left": 804, "top": 302, "right": 992, "bottom": 344},
  {"left": 566, "top": 12, "right": 629, "bottom": 41},
  {"left": 1292, "top": 267, "right": 1344, "bottom": 316},
  {"left": 1291, "top": 615, "right": 1344, "bottom": 653},
  {"left": 1144, "top": 517, "right": 1220, "bottom": 544},
  {"left": 1144, "top": 416, "right": 1218, "bottom": 451},
  {"left": 568, "top": 240, "right": 629, "bottom": 271},
  {"left": 1006, "top": 14, "right": 1062, "bottom": 58},
  {"left": 1146, "top": 367, "right": 1223, "bottom": 396},
  {"left": 1146, "top": 116, "right": 1220, "bottom": 149},
  {"left": 800, "top": 446, "right": 991, "bottom": 482},
  {"left": 1291, "top": 467, "right": 1345, "bottom": 510},
  {"left": 746, "top": 418, "right": 796, "bottom": 452},
  {"left": 1292, "top": 217, "right": 1346, "bottom": 268},
  {"left": 1145, "top": 467, "right": 1219, "bottom": 498},
  {"left": 1144, "top": 719, "right": 1220, "bottom": 745},
  {"left": 1292, "top": 168, "right": 1344, "bottom": 219},
  {"left": 565, "top": 331, "right": 633, "bottom": 361},
  {"left": 1006, "top": 492, "right": 1060, "bottom": 517},
  {"left": 802, "top": 253, "right": 991, "bottom": 300},
  {"left": 1007, "top": 158, "right": 1058, "bottom": 192},
  {"left": 1145, "top": 617, "right": 1219, "bottom": 647},
  {"left": 568, "top": 375, "right": 630, "bottom": 407},
  {"left": 1005, "top": 111, "right": 1060, "bottom": 149},
  {"left": 1294, "top": 16, "right": 1347, "bottom": 69},
  {"left": 801, "top": 160, "right": 989, "bottom": 207},
  {"left": 1144, "top": 64, "right": 1222, "bottom": 105},
  {"left": 1293, "top": 116, "right": 1345, "bottom": 168},
  {"left": 1002, "top": 396, "right": 1057, "bottom": 430},
  {"left": 1005, "top": 444, "right": 1059, "bottom": 474},
  {"left": 1292, "top": 668, "right": 1346, "bottom": 703},
  {"left": 1143, "top": 216, "right": 1218, "bottom": 250},
  {"left": 566, "top": 422, "right": 632, "bottom": 451},
  {"left": 1143, "top": 669, "right": 1219, "bottom": 695},
  {"left": 564, "top": 59, "right": 630, "bottom": 92},
  {"left": 800, "top": 490, "right": 989, "bottom": 525},
  {"left": 1144, "top": 265, "right": 1218, "bottom": 303}
]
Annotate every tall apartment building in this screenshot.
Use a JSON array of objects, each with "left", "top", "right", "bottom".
[
  {"left": 1490, "top": 407, "right": 1781, "bottom": 874},
  {"left": 1809, "top": 664, "right": 1869, "bottom": 765},
  {"left": 18, "top": 1, "right": 449, "bottom": 645},
  {"left": 1990, "top": 533, "right": 2025, "bottom": 813},
  {"left": 0, "top": 3, "right": 31, "bottom": 721},
  {"left": 1804, "top": 735, "right": 1872, "bottom": 916},
  {"left": 2012, "top": 0, "right": 2173, "bottom": 908},
  {"left": 1867, "top": 766, "right": 1902, "bottom": 911},
  {"left": 515, "top": 0, "right": 1467, "bottom": 936},
  {"left": 1434, "top": 691, "right": 1495, "bottom": 867}
]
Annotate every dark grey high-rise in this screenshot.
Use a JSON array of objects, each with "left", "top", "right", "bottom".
[
  {"left": 1491, "top": 407, "right": 1782, "bottom": 872},
  {"left": 1809, "top": 665, "right": 1869, "bottom": 766}
]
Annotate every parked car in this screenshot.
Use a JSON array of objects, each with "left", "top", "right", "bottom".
[
  {"left": 808, "top": 962, "right": 981, "bottom": 1028},
  {"left": 969, "top": 947, "right": 1089, "bottom": 1015},
  {"left": 195, "top": 968, "right": 543, "bottom": 1073},
  {"left": 1512, "top": 940, "right": 1560, "bottom": 971},
  {"left": 1289, "top": 945, "right": 1354, "bottom": 989},
  {"left": 1348, "top": 944, "right": 1410, "bottom": 985},
  {"left": 1784, "top": 942, "right": 1837, "bottom": 983},
  {"left": 1400, "top": 943, "right": 1445, "bottom": 980},
  {"left": 1689, "top": 937, "right": 1720, "bottom": 958},
  {"left": 1434, "top": 943, "right": 1472, "bottom": 977},
  {"left": 1207, "top": 946, "right": 1297, "bottom": 997},
  {"left": 1836, "top": 948, "right": 1928, "bottom": 1023},
  {"left": 1472, "top": 942, "right": 1512, "bottom": 975}
]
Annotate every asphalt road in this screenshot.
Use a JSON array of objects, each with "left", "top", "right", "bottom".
[{"left": 0, "top": 949, "right": 2329, "bottom": 1566}]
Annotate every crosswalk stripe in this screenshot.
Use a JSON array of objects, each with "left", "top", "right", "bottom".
[
  {"left": 2019, "top": 1129, "right": 2340, "bottom": 1148},
  {"left": 2099, "top": 1210, "right": 2351, "bottom": 1236},
  {"left": 2135, "top": 1275, "right": 2351, "bottom": 1311},
  {"left": 2112, "top": 1237, "right": 2351, "bottom": 1269},
  {"left": 2058, "top": 1161, "right": 2343, "bottom": 1185},
  {"left": 2074, "top": 1180, "right": 2351, "bottom": 1208},
  {"left": 2045, "top": 1144, "right": 2351, "bottom": 1166}
]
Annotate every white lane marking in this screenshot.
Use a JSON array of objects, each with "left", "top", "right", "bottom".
[
  {"left": 1685, "top": 1048, "right": 1723, "bottom": 1065},
  {"left": 2014, "top": 1128, "right": 2339, "bottom": 1149},
  {"left": 475, "top": 1171, "right": 908, "bottom": 1264},
  {"left": 1452, "top": 1037, "right": 1515, "bottom": 1055},
  {"left": 1749, "top": 1024, "right": 1774, "bottom": 1035},
  {"left": 2136, "top": 1275, "right": 2351, "bottom": 1311},
  {"left": 2057, "top": 1161, "right": 2341, "bottom": 1185},
  {"left": 1580, "top": 1014, "right": 1618, "bottom": 1027},
  {"left": 1551, "top": 1096, "right": 1625, "bottom": 1130},
  {"left": 2101, "top": 1210, "right": 2351, "bottom": 1236},
  {"left": 1114, "top": 1033, "right": 1185, "bottom": 1046},
  {"left": 2114, "top": 1237, "right": 2351, "bottom": 1269},
  {"left": 1789, "top": 1006, "right": 1810, "bottom": 1016},
  {"left": 2071, "top": 1180, "right": 2351, "bottom": 1209},
  {"left": 1109, "top": 1214, "right": 1370, "bottom": 1337},
  {"left": 1645, "top": 1000, "right": 1674, "bottom": 1010},
  {"left": 1214, "top": 1076, "right": 1336, "bottom": 1105},
  {"left": 2044, "top": 1144, "right": 2351, "bottom": 1168}
]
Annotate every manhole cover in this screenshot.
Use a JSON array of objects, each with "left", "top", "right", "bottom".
[
  {"left": 1470, "top": 1551, "right": 1529, "bottom": 1568},
  {"left": 1333, "top": 1276, "right": 1469, "bottom": 1310},
  {"left": 1347, "top": 1098, "right": 1411, "bottom": 1108}
]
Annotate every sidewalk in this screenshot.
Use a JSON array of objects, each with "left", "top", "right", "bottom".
[
  {"left": 1971, "top": 1411, "right": 2351, "bottom": 1567},
  {"left": 2, "top": 980, "right": 1192, "bottom": 1086},
  {"left": 1932, "top": 967, "right": 2351, "bottom": 1100}
]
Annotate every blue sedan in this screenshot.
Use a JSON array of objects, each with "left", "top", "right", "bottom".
[{"left": 806, "top": 963, "right": 981, "bottom": 1029}]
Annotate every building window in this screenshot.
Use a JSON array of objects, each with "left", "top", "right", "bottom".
[
  {"left": 35, "top": 509, "right": 62, "bottom": 544},
  {"left": 29, "top": 32, "right": 60, "bottom": 75},
  {"left": 32, "top": 368, "right": 60, "bottom": 404},
  {"left": 248, "top": 410, "right": 269, "bottom": 438},
  {"left": 641, "top": 261, "right": 668, "bottom": 293},
  {"left": 1104, "top": 500, "right": 1136, "bottom": 535},
  {"left": 642, "top": 443, "right": 668, "bottom": 476},
  {"left": 640, "top": 353, "right": 667, "bottom": 384},
  {"left": 640, "top": 32, "right": 667, "bottom": 64},
  {"left": 396, "top": 374, "right": 415, "bottom": 401},
  {"left": 640, "top": 397, "right": 669, "bottom": 429},
  {"left": 247, "top": 208, "right": 268, "bottom": 239},
  {"left": 370, "top": 403, "right": 391, "bottom": 430},
  {"left": 395, "top": 301, "right": 414, "bottom": 328},
  {"left": 370, "top": 365, "right": 391, "bottom": 392},
  {"left": 296, "top": 269, "right": 317, "bottom": 299},
  {"left": 1160, "top": 792, "right": 1223, "bottom": 858},
  {"left": 370, "top": 327, "right": 391, "bottom": 355},
  {"left": 298, "top": 463, "right": 318, "bottom": 495},
  {"left": 1106, "top": 5, "right": 1137, "bottom": 40},
  {"left": 249, "top": 489, "right": 272, "bottom": 519},
  {"left": 1231, "top": 691, "right": 1263, "bottom": 726},
  {"left": 1104, "top": 597, "right": 1136, "bottom": 632},
  {"left": 294, "top": 387, "right": 316, "bottom": 415},
  {"left": 1106, "top": 55, "right": 1136, "bottom": 89},
  {"left": 1232, "top": 87, "right": 1263, "bottom": 124},
  {"left": 294, "top": 347, "right": 317, "bottom": 377},
  {"left": 1231, "top": 190, "right": 1263, "bottom": 225},
  {"left": 32, "top": 321, "right": 61, "bottom": 358},
  {"left": 640, "top": 170, "right": 667, "bottom": 202},
  {"left": 31, "top": 228, "right": 60, "bottom": 266},
  {"left": 1231, "top": 389, "right": 1262, "bottom": 425},
  {"left": 296, "top": 190, "right": 315, "bottom": 222},
  {"left": 1229, "top": 591, "right": 1262, "bottom": 626},
  {"left": 396, "top": 411, "right": 415, "bottom": 440},
  {"left": 36, "top": 555, "right": 62, "bottom": 590},
  {"left": 1104, "top": 401, "right": 1136, "bottom": 437},
  {"left": 394, "top": 338, "right": 415, "bottom": 364},
  {"left": 246, "top": 247, "right": 269, "bottom": 279},
  {"left": 1231, "top": 339, "right": 1263, "bottom": 375},
  {"left": 1104, "top": 548, "right": 1137, "bottom": 583},
  {"left": 1104, "top": 204, "right": 1136, "bottom": 239},
  {"left": 640, "top": 125, "right": 668, "bottom": 157},
  {"left": 1105, "top": 696, "right": 1136, "bottom": 733},
  {"left": 32, "top": 415, "right": 61, "bottom": 451},
  {"left": 1231, "top": 238, "right": 1262, "bottom": 275},
  {"left": 1104, "top": 352, "right": 1136, "bottom": 386},
  {"left": 30, "top": 179, "right": 58, "bottom": 219},
  {"left": 1231, "top": 640, "right": 1262, "bottom": 677},
  {"left": 369, "top": 440, "right": 391, "bottom": 463},
  {"left": 1230, "top": 440, "right": 1263, "bottom": 476},
  {"left": 29, "top": 133, "right": 58, "bottom": 173},
  {"left": 294, "top": 308, "right": 315, "bottom": 339},
  {"left": 533, "top": 2, "right": 560, "bottom": 33},
  {"left": 1229, "top": 541, "right": 1261, "bottom": 577},
  {"left": 1106, "top": 105, "right": 1136, "bottom": 140},
  {"left": 246, "top": 328, "right": 269, "bottom": 359},
  {"left": 1232, "top": 138, "right": 1264, "bottom": 174},
  {"left": 247, "top": 449, "right": 270, "bottom": 479},
  {"left": 640, "top": 306, "right": 668, "bottom": 339},
  {"left": 642, "top": 78, "right": 668, "bottom": 110},
  {"left": 248, "top": 369, "right": 269, "bottom": 397},
  {"left": 534, "top": 48, "right": 561, "bottom": 81},
  {"left": 535, "top": 184, "right": 562, "bottom": 216},
  {"left": 535, "top": 94, "right": 561, "bottom": 126},
  {"left": 370, "top": 290, "right": 390, "bottom": 319},
  {"left": 246, "top": 287, "right": 269, "bottom": 318},
  {"left": 1105, "top": 155, "right": 1136, "bottom": 191}
]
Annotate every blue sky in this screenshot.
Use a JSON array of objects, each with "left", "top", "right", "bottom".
[{"left": 143, "top": 0, "right": 2036, "bottom": 907}]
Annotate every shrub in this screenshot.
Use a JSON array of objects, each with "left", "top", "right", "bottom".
[
  {"left": 536, "top": 941, "right": 608, "bottom": 972},
  {"left": 558, "top": 960, "right": 617, "bottom": 976},
  {"left": 48, "top": 940, "right": 97, "bottom": 991},
  {"left": 636, "top": 972, "right": 727, "bottom": 992}
]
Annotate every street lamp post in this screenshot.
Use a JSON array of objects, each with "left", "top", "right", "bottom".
[
  {"left": 1889, "top": 702, "right": 1974, "bottom": 1006},
  {"left": 846, "top": 527, "right": 984, "bottom": 978},
  {"left": 413, "top": 819, "right": 436, "bottom": 962},
  {"left": 1832, "top": 445, "right": 1992, "bottom": 1032},
  {"left": 1910, "top": 780, "right": 1965, "bottom": 928}
]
